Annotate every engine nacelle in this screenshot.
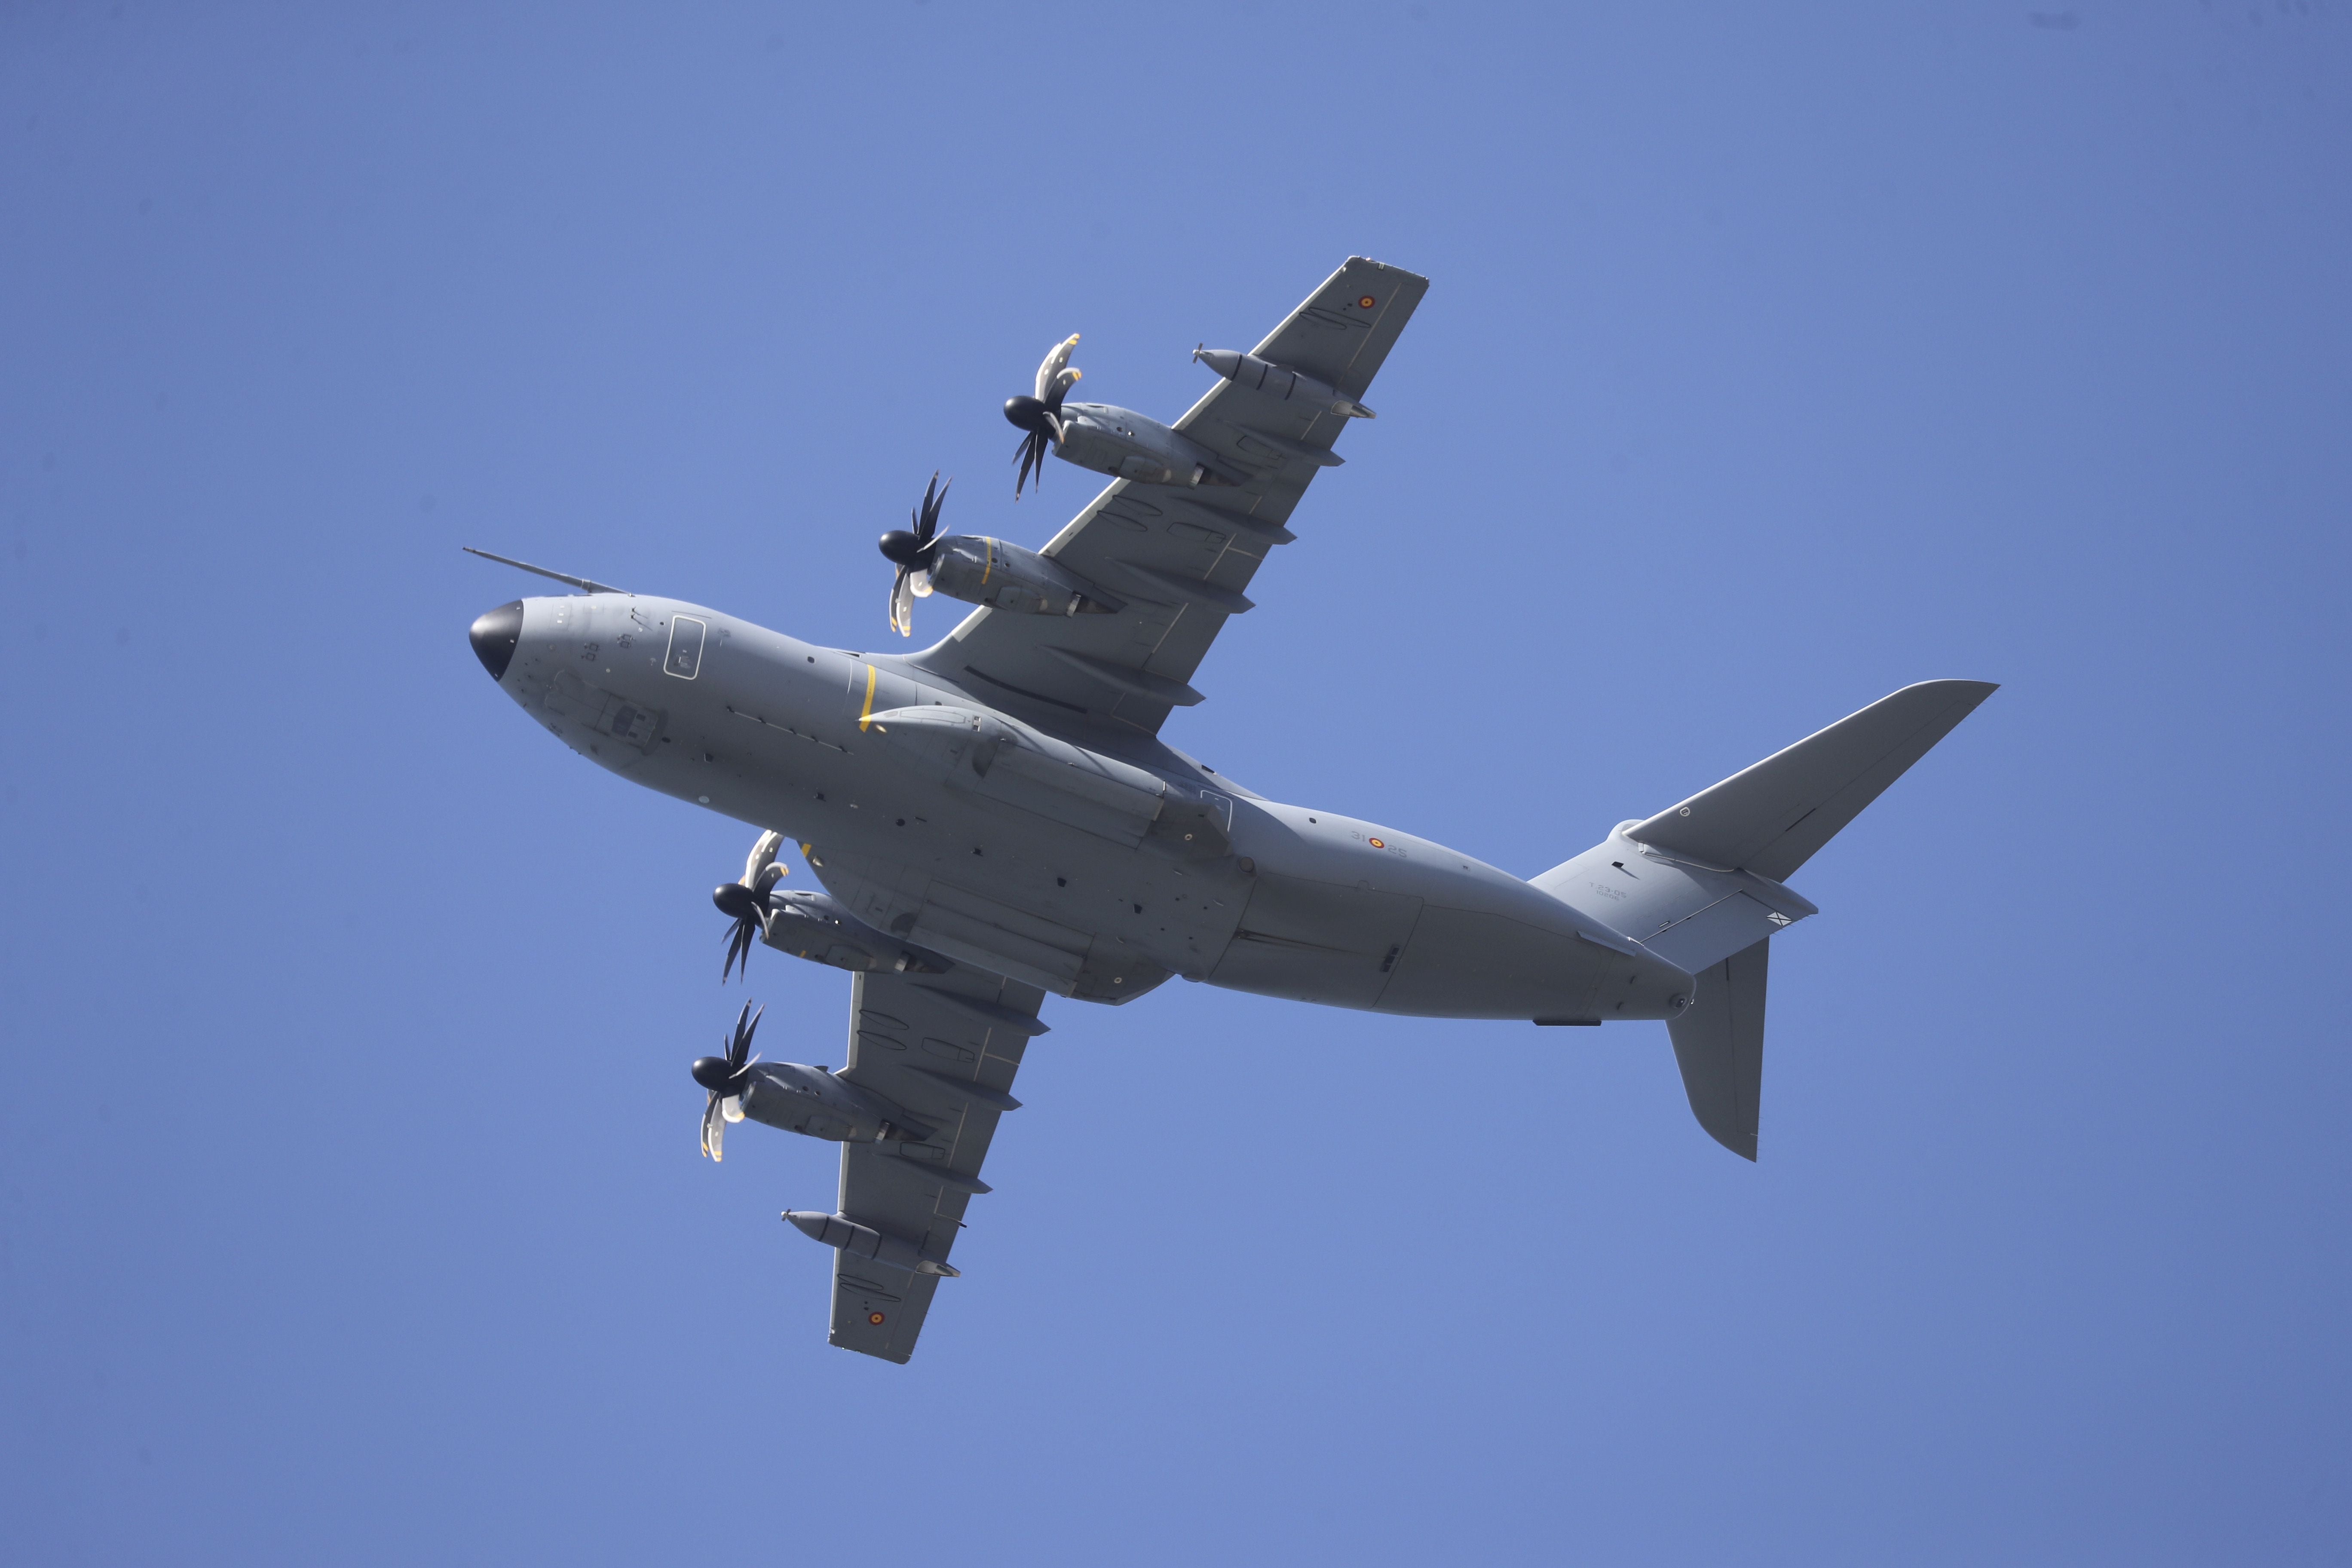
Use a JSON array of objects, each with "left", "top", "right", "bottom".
[
  {"left": 760, "top": 889, "right": 950, "bottom": 974},
  {"left": 1052, "top": 401, "right": 1237, "bottom": 488},
  {"left": 1193, "top": 347, "right": 1375, "bottom": 419},
  {"left": 923, "top": 535, "right": 1123, "bottom": 618},
  {"left": 740, "top": 1063, "right": 932, "bottom": 1145}
]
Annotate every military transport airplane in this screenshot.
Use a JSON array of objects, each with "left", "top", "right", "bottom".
[{"left": 465, "top": 258, "right": 1994, "bottom": 1363}]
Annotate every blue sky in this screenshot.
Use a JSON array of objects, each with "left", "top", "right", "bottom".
[{"left": 3, "top": 4, "right": 2347, "bottom": 1563}]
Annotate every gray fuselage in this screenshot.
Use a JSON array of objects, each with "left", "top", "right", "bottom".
[{"left": 476, "top": 593, "right": 1694, "bottom": 1024}]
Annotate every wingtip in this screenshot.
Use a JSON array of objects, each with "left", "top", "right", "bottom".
[
  {"left": 1890, "top": 677, "right": 2002, "bottom": 708},
  {"left": 1948, "top": 679, "right": 2002, "bottom": 709}
]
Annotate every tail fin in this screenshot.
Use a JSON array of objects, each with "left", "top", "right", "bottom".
[
  {"left": 1534, "top": 679, "right": 1996, "bottom": 1158},
  {"left": 1668, "top": 939, "right": 1769, "bottom": 1160}
]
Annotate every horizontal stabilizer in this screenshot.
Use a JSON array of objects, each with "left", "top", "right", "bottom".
[
  {"left": 1667, "top": 938, "right": 1770, "bottom": 1160},
  {"left": 1629, "top": 680, "right": 1997, "bottom": 880}
]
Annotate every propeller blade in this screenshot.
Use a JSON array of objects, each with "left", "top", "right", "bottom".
[
  {"left": 1033, "top": 334, "right": 1079, "bottom": 401},
  {"left": 910, "top": 568, "right": 932, "bottom": 599},
  {"left": 732, "top": 1001, "right": 764, "bottom": 1067},
  {"left": 741, "top": 830, "right": 783, "bottom": 890},
  {"left": 721, "top": 1094, "right": 744, "bottom": 1124},
  {"left": 913, "top": 471, "right": 949, "bottom": 547},
  {"left": 723, "top": 918, "right": 755, "bottom": 982},
  {"left": 701, "top": 1092, "right": 725, "bottom": 1161},
  {"left": 1014, "top": 431, "right": 1045, "bottom": 497},
  {"left": 889, "top": 566, "right": 913, "bottom": 636}
]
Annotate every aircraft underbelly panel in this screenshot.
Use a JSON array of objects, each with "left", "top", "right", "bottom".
[
  {"left": 1208, "top": 873, "right": 1422, "bottom": 1010},
  {"left": 1374, "top": 905, "right": 1602, "bottom": 1020}
]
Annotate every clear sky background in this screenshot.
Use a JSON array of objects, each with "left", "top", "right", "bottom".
[{"left": 4, "top": 4, "right": 2347, "bottom": 1564}]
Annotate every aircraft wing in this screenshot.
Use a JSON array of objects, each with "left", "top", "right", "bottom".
[
  {"left": 911, "top": 257, "right": 1427, "bottom": 735},
  {"left": 820, "top": 964, "right": 1048, "bottom": 1363}
]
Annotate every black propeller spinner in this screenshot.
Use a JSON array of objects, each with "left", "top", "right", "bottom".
[
  {"left": 1004, "top": 333, "right": 1081, "bottom": 498},
  {"left": 714, "top": 861, "right": 784, "bottom": 981},
  {"left": 691, "top": 1000, "right": 763, "bottom": 1162},
  {"left": 876, "top": 471, "right": 949, "bottom": 637}
]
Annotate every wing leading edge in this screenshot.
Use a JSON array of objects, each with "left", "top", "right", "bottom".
[{"left": 911, "top": 258, "right": 1427, "bottom": 735}]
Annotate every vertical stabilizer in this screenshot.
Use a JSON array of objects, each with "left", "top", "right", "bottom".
[
  {"left": 1667, "top": 939, "right": 1770, "bottom": 1160},
  {"left": 1534, "top": 679, "right": 1997, "bottom": 1158}
]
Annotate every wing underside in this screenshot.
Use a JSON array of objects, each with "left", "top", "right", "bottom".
[
  {"left": 910, "top": 257, "right": 1427, "bottom": 734},
  {"left": 821, "top": 965, "right": 1047, "bottom": 1363}
]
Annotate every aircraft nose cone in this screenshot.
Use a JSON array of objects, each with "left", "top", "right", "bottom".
[{"left": 469, "top": 600, "right": 523, "bottom": 682}]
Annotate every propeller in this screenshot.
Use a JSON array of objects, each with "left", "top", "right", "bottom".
[
  {"left": 691, "top": 1000, "right": 763, "bottom": 1162},
  {"left": 1003, "top": 334, "right": 1081, "bottom": 498},
  {"left": 714, "top": 858, "right": 785, "bottom": 981},
  {"left": 876, "top": 472, "right": 950, "bottom": 637}
]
